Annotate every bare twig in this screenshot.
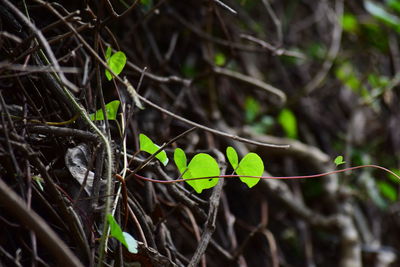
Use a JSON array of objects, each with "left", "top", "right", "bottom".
[{"left": 0, "top": 179, "right": 84, "bottom": 267}]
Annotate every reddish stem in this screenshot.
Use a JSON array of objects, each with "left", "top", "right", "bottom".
[{"left": 129, "top": 165, "right": 400, "bottom": 184}]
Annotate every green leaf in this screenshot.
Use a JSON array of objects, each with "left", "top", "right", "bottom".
[
  {"left": 341, "top": 13, "right": 359, "bottom": 32},
  {"left": 236, "top": 153, "right": 263, "bottom": 188},
  {"left": 365, "top": 1, "right": 400, "bottom": 31},
  {"left": 107, "top": 214, "right": 138, "bottom": 254},
  {"left": 226, "top": 146, "right": 239, "bottom": 169},
  {"left": 334, "top": 155, "right": 346, "bottom": 166},
  {"left": 90, "top": 100, "right": 120, "bottom": 121},
  {"left": 244, "top": 96, "right": 261, "bottom": 123},
  {"left": 214, "top": 52, "right": 226, "bottom": 66},
  {"left": 105, "top": 46, "right": 112, "bottom": 60},
  {"left": 174, "top": 148, "right": 187, "bottom": 174},
  {"left": 139, "top": 134, "right": 169, "bottom": 166},
  {"left": 105, "top": 51, "right": 127, "bottom": 81},
  {"left": 278, "top": 108, "right": 298, "bottom": 139},
  {"left": 387, "top": 168, "right": 400, "bottom": 183},
  {"left": 182, "top": 153, "right": 220, "bottom": 194},
  {"left": 377, "top": 181, "right": 398, "bottom": 202},
  {"left": 388, "top": 0, "right": 400, "bottom": 13}
]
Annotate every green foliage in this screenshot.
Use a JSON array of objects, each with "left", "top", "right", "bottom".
[
  {"left": 335, "top": 62, "right": 362, "bottom": 92},
  {"left": 214, "top": 52, "right": 226, "bottom": 66},
  {"left": 107, "top": 214, "right": 138, "bottom": 253},
  {"left": 173, "top": 148, "right": 187, "bottom": 174},
  {"left": 139, "top": 134, "right": 169, "bottom": 166},
  {"left": 226, "top": 146, "right": 239, "bottom": 169},
  {"left": 387, "top": 169, "right": 400, "bottom": 184},
  {"left": 174, "top": 149, "right": 220, "bottom": 193},
  {"left": 244, "top": 96, "right": 261, "bottom": 123},
  {"left": 90, "top": 100, "right": 120, "bottom": 121},
  {"left": 341, "top": 13, "right": 359, "bottom": 33},
  {"left": 334, "top": 156, "right": 346, "bottom": 167},
  {"left": 226, "top": 146, "right": 264, "bottom": 188},
  {"left": 388, "top": 0, "right": 400, "bottom": 13},
  {"left": 377, "top": 181, "right": 398, "bottom": 202},
  {"left": 307, "top": 42, "right": 327, "bottom": 60},
  {"left": 236, "top": 153, "right": 264, "bottom": 188},
  {"left": 105, "top": 47, "right": 127, "bottom": 81},
  {"left": 365, "top": 0, "right": 400, "bottom": 32},
  {"left": 278, "top": 108, "right": 298, "bottom": 139}
]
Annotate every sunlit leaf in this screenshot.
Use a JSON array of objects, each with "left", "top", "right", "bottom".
[
  {"left": 90, "top": 100, "right": 120, "bottom": 121},
  {"left": 174, "top": 148, "right": 187, "bottom": 174},
  {"left": 122, "top": 232, "right": 139, "bottom": 254},
  {"left": 236, "top": 153, "right": 263, "bottom": 188},
  {"left": 107, "top": 214, "right": 138, "bottom": 254},
  {"left": 105, "top": 50, "right": 127, "bottom": 81},
  {"left": 334, "top": 155, "right": 346, "bottom": 166},
  {"left": 226, "top": 146, "right": 239, "bottom": 169},
  {"left": 278, "top": 108, "right": 297, "bottom": 139},
  {"left": 183, "top": 153, "right": 220, "bottom": 194},
  {"left": 139, "top": 134, "right": 169, "bottom": 166}
]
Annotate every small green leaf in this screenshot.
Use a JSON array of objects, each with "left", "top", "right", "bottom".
[
  {"left": 334, "top": 156, "right": 346, "bottom": 166},
  {"left": 139, "top": 134, "right": 169, "bottom": 166},
  {"left": 214, "top": 52, "right": 226, "bottom": 66},
  {"left": 236, "top": 153, "right": 263, "bottom": 188},
  {"left": 174, "top": 148, "right": 187, "bottom": 174},
  {"left": 340, "top": 13, "right": 359, "bottom": 32},
  {"left": 90, "top": 100, "right": 120, "bottom": 121},
  {"left": 183, "top": 153, "right": 220, "bottom": 194},
  {"left": 278, "top": 108, "right": 298, "bottom": 139},
  {"left": 105, "top": 46, "right": 112, "bottom": 60},
  {"left": 107, "top": 214, "right": 138, "bottom": 254},
  {"left": 377, "top": 181, "right": 398, "bottom": 202},
  {"left": 226, "top": 146, "right": 239, "bottom": 169},
  {"left": 244, "top": 96, "right": 261, "bottom": 123},
  {"left": 105, "top": 51, "right": 127, "bottom": 81}
]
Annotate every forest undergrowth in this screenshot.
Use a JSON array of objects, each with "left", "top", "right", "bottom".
[{"left": 1, "top": 0, "right": 400, "bottom": 266}]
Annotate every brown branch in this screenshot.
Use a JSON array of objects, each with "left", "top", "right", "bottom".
[{"left": 0, "top": 179, "right": 84, "bottom": 267}]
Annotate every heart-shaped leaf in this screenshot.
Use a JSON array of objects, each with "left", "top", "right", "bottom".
[
  {"left": 105, "top": 50, "right": 127, "bottom": 81},
  {"left": 107, "top": 214, "right": 138, "bottom": 254},
  {"left": 236, "top": 153, "right": 264, "bottom": 188},
  {"left": 139, "top": 134, "right": 169, "bottom": 166},
  {"left": 182, "top": 153, "right": 220, "bottom": 194},
  {"left": 226, "top": 146, "right": 239, "bottom": 169},
  {"left": 90, "top": 100, "right": 120, "bottom": 121},
  {"left": 174, "top": 148, "right": 187, "bottom": 174}
]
